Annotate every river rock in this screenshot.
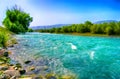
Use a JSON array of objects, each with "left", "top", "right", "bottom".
[
  {"left": 10, "top": 76, "right": 16, "bottom": 79},
  {"left": 45, "top": 74, "right": 57, "bottom": 79},
  {"left": 43, "top": 66, "right": 48, "bottom": 70},
  {"left": 46, "top": 76, "right": 57, "bottom": 79},
  {"left": 9, "top": 66, "right": 15, "bottom": 70},
  {"left": 8, "top": 44, "right": 14, "bottom": 47},
  {"left": 4, "top": 70, "right": 20, "bottom": 78},
  {"left": 0, "top": 49, "right": 5, "bottom": 56},
  {"left": 0, "top": 73, "right": 11, "bottom": 79},
  {"left": 18, "top": 77, "right": 32, "bottom": 79},
  {"left": 24, "top": 60, "right": 31, "bottom": 64},
  {"left": 0, "top": 57, "right": 10, "bottom": 64},
  {"left": 15, "top": 63, "right": 22, "bottom": 68},
  {"left": 3, "top": 52, "right": 9, "bottom": 57},
  {"left": 32, "top": 76, "right": 43, "bottom": 79},
  {"left": 61, "top": 75, "right": 73, "bottom": 79},
  {"left": 29, "top": 66, "right": 35, "bottom": 71},
  {"left": 19, "top": 69, "right": 26, "bottom": 75},
  {"left": 0, "top": 65, "right": 8, "bottom": 70},
  {"left": 0, "top": 61, "right": 5, "bottom": 65}
]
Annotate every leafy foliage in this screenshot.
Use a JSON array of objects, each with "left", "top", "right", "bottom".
[
  {"left": 0, "top": 27, "right": 18, "bottom": 47},
  {"left": 0, "top": 27, "right": 10, "bottom": 47},
  {"left": 36, "top": 21, "right": 120, "bottom": 35},
  {"left": 27, "top": 28, "right": 33, "bottom": 32},
  {"left": 2, "top": 5, "right": 33, "bottom": 34}
]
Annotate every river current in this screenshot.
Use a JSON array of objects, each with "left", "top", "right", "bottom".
[{"left": 9, "top": 32, "right": 120, "bottom": 79}]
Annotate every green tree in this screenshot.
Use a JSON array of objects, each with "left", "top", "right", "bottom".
[
  {"left": 84, "top": 21, "right": 93, "bottom": 32},
  {"left": 27, "top": 28, "right": 33, "bottom": 32},
  {"left": 3, "top": 5, "right": 33, "bottom": 34},
  {"left": 90, "top": 24, "right": 97, "bottom": 34},
  {"left": 106, "top": 26, "right": 113, "bottom": 35}
]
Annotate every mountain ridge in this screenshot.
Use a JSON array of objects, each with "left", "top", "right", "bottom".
[{"left": 94, "top": 20, "right": 118, "bottom": 24}]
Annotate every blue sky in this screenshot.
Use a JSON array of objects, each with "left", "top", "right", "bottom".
[{"left": 0, "top": 0, "right": 120, "bottom": 26}]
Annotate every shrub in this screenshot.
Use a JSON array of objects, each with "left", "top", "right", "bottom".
[{"left": 2, "top": 5, "right": 33, "bottom": 34}]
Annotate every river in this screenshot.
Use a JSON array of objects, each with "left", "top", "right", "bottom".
[{"left": 9, "top": 32, "right": 120, "bottom": 79}]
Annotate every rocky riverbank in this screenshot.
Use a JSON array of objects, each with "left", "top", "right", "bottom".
[
  {"left": 0, "top": 48, "right": 55, "bottom": 79},
  {"left": 0, "top": 47, "right": 75, "bottom": 79}
]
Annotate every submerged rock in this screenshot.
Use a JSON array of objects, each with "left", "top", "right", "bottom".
[
  {"left": 0, "top": 49, "right": 6, "bottom": 56},
  {"left": 46, "top": 76, "right": 57, "bottom": 79},
  {"left": 43, "top": 66, "right": 48, "bottom": 71},
  {"left": 19, "top": 69, "right": 26, "bottom": 75},
  {"left": 15, "top": 63, "right": 22, "bottom": 69},
  {"left": 29, "top": 66, "right": 35, "bottom": 71},
  {"left": 0, "top": 73, "right": 11, "bottom": 79},
  {"left": 32, "top": 76, "right": 43, "bottom": 79},
  {"left": 3, "top": 52, "right": 9, "bottom": 57},
  {"left": 45, "top": 74, "right": 57, "bottom": 79},
  {"left": 61, "top": 75, "right": 74, "bottom": 79},
  {"left": 24, "top": 60, "right": 32, "bottom": 64},
  {"left": 18, "top": 77, "right": 32, "bottom": 79}
]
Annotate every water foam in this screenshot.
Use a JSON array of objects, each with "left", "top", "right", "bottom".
[
  {"left": 90, "top": 51, "right": 95, "bottom": 60},
  {"left": 67, "top": 43, "right": 77, "bottom": 50}
]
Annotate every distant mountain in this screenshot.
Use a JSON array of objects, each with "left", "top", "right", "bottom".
[
  {"left": 30, "top": 24, "right": 71, "bottom": 30},
  {"left": 94, "top": 20, "right": 118, "bottom": 24}
]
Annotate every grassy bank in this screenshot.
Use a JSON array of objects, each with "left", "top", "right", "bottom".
[{"left": 0, "top": 26, "right": 17, "bottom": 48}]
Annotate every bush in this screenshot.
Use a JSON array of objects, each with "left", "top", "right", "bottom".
[
  {"left": 2, "top": 5, "right": 33, "bottom": 34},
  {"left": 27, "top": 28, "right": 33, "bottom": 32}
]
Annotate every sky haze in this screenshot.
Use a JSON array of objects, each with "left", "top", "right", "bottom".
[{"left": 0, "top": 0, "right": 120, "bottom": 26}]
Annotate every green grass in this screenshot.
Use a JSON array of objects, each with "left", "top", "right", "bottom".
[
  {"left": 0, "top": 26, "right": 15, "bottom": 47},
  {"left": 0, "top": 27, "right": 14, "bottom": 34}
]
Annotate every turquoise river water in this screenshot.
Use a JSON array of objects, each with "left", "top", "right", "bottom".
[{"left": 9, "top": 32, "right": 120, "bottom": 79}]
